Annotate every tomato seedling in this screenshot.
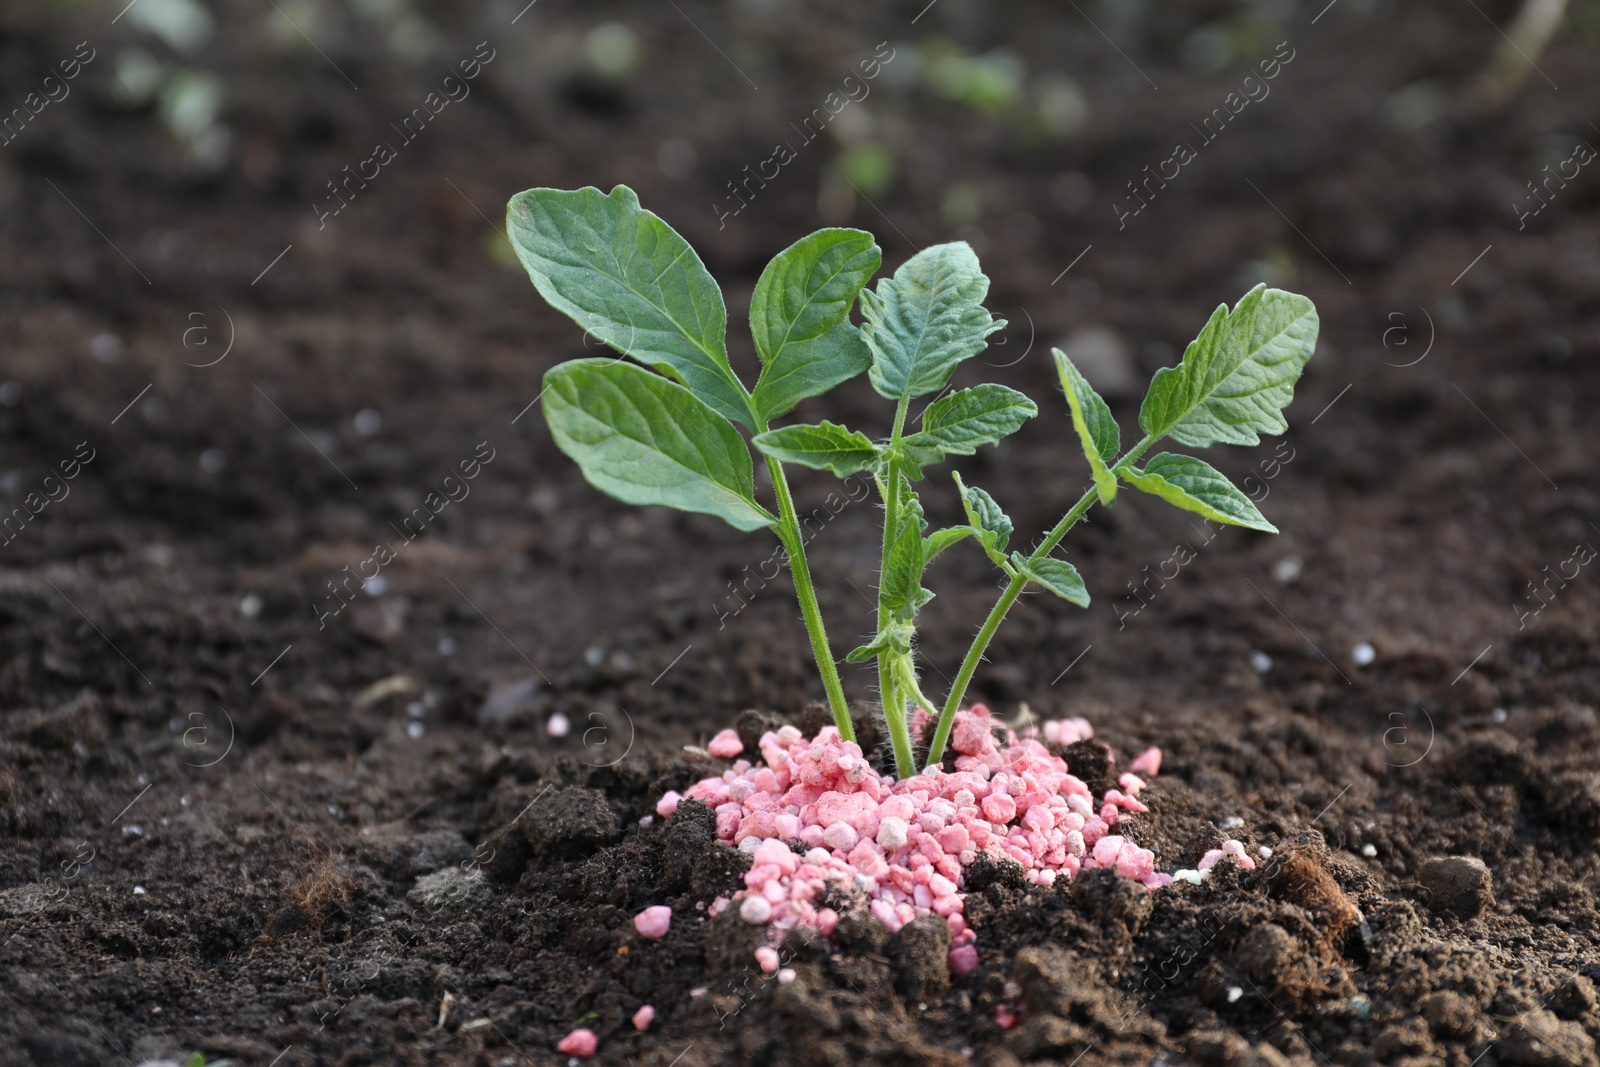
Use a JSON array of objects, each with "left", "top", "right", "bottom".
[{"left": 508, "top": 185, "right": 1318, "bottom": 778}]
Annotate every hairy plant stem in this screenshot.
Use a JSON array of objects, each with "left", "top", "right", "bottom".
[
  {"left": 922, "top": 434, "right": 1158, "bottom": 770},
  {"left": 875, "top": 653, "right": 930, "bottom": 779},
  {"left": 883, "top": 654, "right": 919, "bottom": 779},
  {"left": 876, "top": 394, "right": 914, "bottom": 766},
  {"left": 764, "top": 453, "right": 854, "bottom": 742}
]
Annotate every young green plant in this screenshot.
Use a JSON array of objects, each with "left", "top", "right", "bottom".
[{"left": 508, "top": 184, "right": 1319, "bottom": 779}]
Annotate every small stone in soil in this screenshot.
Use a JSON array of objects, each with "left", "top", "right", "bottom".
[{"left": 1418, "top": 855, "right": 1494, "bottom": 919}]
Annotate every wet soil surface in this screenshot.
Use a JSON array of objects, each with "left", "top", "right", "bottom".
[{"left": 2, "top": 0, "right": 1599, "bottom": 1064}]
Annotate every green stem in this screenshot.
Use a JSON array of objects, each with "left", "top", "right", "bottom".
[
  {"left": 878, "top": 654, "right": 932, "bottom": 779},
  {"left": 895, "top": 654, "right": 937, "bottom": 739},
  {"left": 882, "top": 668, "right": 917, "bottom": 779},
  {"left": 877, "top": 394, "right": 913, "bottom": 764},
  {"left": 922, "top": 434, "right": 1158, "bottom": 770},
  {"left": 765, "top": 455, "right": 855, "bottom": 742}
]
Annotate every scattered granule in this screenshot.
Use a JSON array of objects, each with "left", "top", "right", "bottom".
[
  {"left": 633, "top": 904, "right": 672, "bottom": 939},
  {"left": 557, "top": 1027, "right": 597, "bottom": 1057}
]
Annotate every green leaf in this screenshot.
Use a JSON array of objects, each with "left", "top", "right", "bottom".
[
  {"left": 750, "top": 228, "right": 881, "bottom": 365},
  {"left": 1052, "top": 348, "right": 1120, "bottom": 505},
  {"left": 748, "top": 229, "right": 879, "bottom": 422},
  {"left": 1138, "top": 285, "right": 1319, "bottom": 448},
  {"left": 900, "top": 384, "right": 1037, "bottom": 478},
  {"left": 923, "top": 525, "right": 976, "bottom": 563},
  {"left": 752, "top": 420, "right": 880, "bottom": 477},
  {"left": 1010, "top": 552, "right": 1090, "bottom": 607},
  {"left": 862, "top": 242, "right": 1004, "bottom": 401},
  {"left": 507, "top": 185, "right": 754, "bottom": 427},
  {"left": 1119, "top": 452, "right": 1277, "bottom": 532},
  {"left": 881, "top": 476, "right": 931, "bottom": 617},
  {"left": 952, "top": 472, "right": 1013, "bottom": 567},
  {"left": 542, "top": 359, "right": 775, "bottom": 532},
  {"left": 750, "top": 324, "right": 871, "bottom": 422}
]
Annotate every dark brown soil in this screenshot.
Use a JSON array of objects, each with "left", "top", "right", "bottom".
[{"left": 2, "top": 1, "right": 1599, "bottom": 1065}]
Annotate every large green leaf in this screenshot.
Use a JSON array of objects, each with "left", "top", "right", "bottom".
[
  {"left": 952, "top": 472, "right": 1013, "bottom": 567},
  {"left": 508, "top": 185, "right": 753, "bottom": 426},
  {"left": 1010, "top": 553, "right": 1090, "bottom": 607},
  {"left": 1119, "top": 452, "right": 1277, "bottom": 532},
  {"left": 862, "top": 242, "right": 1004, "bottom": 401},
  {"left": 542, "top": 359, "right": 774, "bottom": 532},
  {"left": 751, "top": 420, "right": 879, "bottom": 477},
  {"left": 1053, "top": 348, "right": 1119, "bottom": 506},
  {"left": 750, "top": 228, "right": 880, "bottom": 364},
  {"left": 750, "top": 324, "right": 871, "bottom": 422},
  {"left": 900, "top": 384, "right": 1037, "bottom": 478},
  {"left": 749, "top": 229, "right": 879, "bottom": 423},
  {"left": 1138, "top": 285, "right": 1318, "bottom": 448}
]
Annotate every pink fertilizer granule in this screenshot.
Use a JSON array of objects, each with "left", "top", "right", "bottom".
[
  {"left": 557, "top": 1027, "right": 597, "bottom": 1057},
  {"left": 672, "top": 707, "right": 1238, "bottom": 975},
  {"left": 632, "top": 1004, "right": 655, "bottom": 1031},
  {"left": 633, "top": 904, "right": 672, "bottom": 939},
  {"left": 707, "top": 728, "right": 745, "bottom": 759}
]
